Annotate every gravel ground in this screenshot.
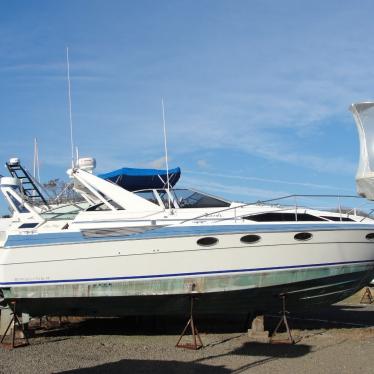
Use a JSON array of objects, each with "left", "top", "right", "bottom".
[{"left": 1, "top": 301, "right": 374, "bottom": 373}]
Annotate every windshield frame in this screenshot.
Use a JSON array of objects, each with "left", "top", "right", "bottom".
[{"left": 133, "top": 188, "right": 231, "bottom": 209}]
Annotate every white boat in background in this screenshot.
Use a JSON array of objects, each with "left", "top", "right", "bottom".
[
  {"left": 0, "top": 152, "right": 374, "bottom": 318},
  {"left": 350, "top": 101, "right": 374, "bottom": 286},
  {"left": 350, "top": 102, "right": 374, "bottom": 200}
]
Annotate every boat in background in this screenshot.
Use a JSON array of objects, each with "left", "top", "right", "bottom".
[
  {"left": 350, "top": 101, "right": 374, "bottom": 286},
  {"left": 350, "top": 102, "right": 374, "bottom": 200},
  {"left": 0, "top": 152, "right": 374, "bottom": 318}
]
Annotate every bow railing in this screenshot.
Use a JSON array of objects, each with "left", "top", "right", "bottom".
[{"left": 179, "top": 194, "right": 374, "bottom": 225}]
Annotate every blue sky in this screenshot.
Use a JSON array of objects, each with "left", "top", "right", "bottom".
[{"left": 0, "top": 0, "right": 373, "bottom": 214}]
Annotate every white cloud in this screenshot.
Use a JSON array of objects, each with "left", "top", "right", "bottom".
[
  {"left": 183, "top": 170, "right": 352, "bottom": 192},
  {"left": 144, "top": 156, "right": 169, "bottom": 169},
  {"left": 181, "top": 176, "right": 291, "bottom": 201}
]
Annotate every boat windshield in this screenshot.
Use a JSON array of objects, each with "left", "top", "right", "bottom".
[
  {"left": 172, "top": 189, "right": 231, "bottom": 208},
  {"left": 134, "top": 188, "right": 231, "bottom": 209},
  {"left": 41, "top": 202, "right": 88, "bottom": 220}
]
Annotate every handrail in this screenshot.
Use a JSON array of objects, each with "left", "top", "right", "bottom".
[
  {"left": 179, "top": 193, "right": 368, "bottom": 225},
  {"left": 188, "top": 205, "right": 330, "bottom": 225}
]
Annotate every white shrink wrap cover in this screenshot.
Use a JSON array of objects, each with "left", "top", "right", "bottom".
[{"left": 350, "top": 102, "right": 374, "bottom": 199}]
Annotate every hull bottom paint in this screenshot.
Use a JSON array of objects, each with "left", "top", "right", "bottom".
[{"left": 3, "top": 267, "right": 372, "bottom": 317}]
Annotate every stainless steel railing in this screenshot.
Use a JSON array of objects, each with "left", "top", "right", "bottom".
[{"left": 179, "top": 194, "right": 374, "bottom": 225}]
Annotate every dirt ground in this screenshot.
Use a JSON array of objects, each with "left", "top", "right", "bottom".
[{"left": 1, "top": 290, "right": 374, "bottom": 373}]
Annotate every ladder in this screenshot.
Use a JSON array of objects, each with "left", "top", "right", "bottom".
[{"left": 6, "top": 161, "right": 48, "bottom": 206}]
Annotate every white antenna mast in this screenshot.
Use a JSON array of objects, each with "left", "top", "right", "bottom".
[
  {"left": 161, "top": 98, "right": 171, "bottom": 209},
  {"left": 33, "top": 137, "right": 41, "bottom": 182},
  {"left": 76, "top": 146, "right": 79, "bottom": 164},
  {"left": 66, "top": 47, "right": 75, "bottom": 168},
  {"left": 33, "top": 138, "right": 37, "bottom": 179}
]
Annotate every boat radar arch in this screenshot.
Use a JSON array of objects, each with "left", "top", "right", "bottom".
[{"left": 350, "top": 102, "right": 374, "bottom": 199}]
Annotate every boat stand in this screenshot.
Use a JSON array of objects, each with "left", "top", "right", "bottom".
[
  {"left": 0, "top": 301, "right": 29, "bottom": 349},
  {"left": 175, "top": 297, "right": 203, "bottom": 350},
  {"left": 360, "top": 287, "right": 374, "bottom": 304},
  {"left": 270, "top": 294, "right": 295, "bottom": 344}
]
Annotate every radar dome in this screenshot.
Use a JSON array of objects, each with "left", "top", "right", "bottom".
[{"left": 77, "top": 157, "right": 96, "bottom": 173}]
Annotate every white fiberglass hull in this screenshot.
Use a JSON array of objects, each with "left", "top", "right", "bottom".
[{"left": 1, "top": 223, "right": 374, "bottom": 316}]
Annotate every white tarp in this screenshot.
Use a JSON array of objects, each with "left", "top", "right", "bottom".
[{"left": 350, "top": 102, "right": 374, "bottom": 200}]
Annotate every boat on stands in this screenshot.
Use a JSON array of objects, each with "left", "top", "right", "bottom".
[
  {"left": 2, "top": 48, "right": 370, "bottom": 317},
  {"left": 0, "top": 149, "right": 374, "bottom": 317}
]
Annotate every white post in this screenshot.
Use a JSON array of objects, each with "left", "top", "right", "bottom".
[
  {"left": 66, "top": 47, "right": 75, "bottom": 169},
  {"left": 161, "top": 98, "right": 171, "bottom": 211}
]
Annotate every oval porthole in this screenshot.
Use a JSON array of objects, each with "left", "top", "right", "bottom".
[
  {"left": 197, "top": 237, "right": 219, "bottom": 247},
  {"left": 366, "top": 233, "right": 374, "bottom": 240},
  {"left": 294, "top": 232, "right": 313, "bottom": 241},
  {"left": 240, "top": 234, "right": 261, "bottom": 244}
]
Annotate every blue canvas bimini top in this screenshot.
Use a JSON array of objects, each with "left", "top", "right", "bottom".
[{"left": 98, "top": 167, "right": 181, "bottom": 191}]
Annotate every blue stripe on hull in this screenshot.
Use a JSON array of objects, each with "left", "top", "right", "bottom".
[
  {"left": 2, "top": 258, "right": 374, "bottom": 286},
  {"left": 5, "top": 223, "right": 374, "bottom": 248}
]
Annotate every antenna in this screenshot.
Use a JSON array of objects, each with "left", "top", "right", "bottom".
[
  {"left": 161, "top": 98, "right": 171, "bottom": 210},
  {"left": 33, "top": 138, "right": 37, "bottom": 179},
  {"left": 33, "top": 137, "right": 40, "bottom": 182},
  {"left": 76, "top": 146, "right": 79, "bottom": 164},
  {"left": 66, "top": 47, "right": 75, "bottom": 168}
]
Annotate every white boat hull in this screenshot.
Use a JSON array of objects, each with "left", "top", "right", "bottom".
[{"left": 1, "top": 223, "right": 374, "bottom": 316}]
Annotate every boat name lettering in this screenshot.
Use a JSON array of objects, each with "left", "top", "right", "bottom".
[{"left": 14, "top": 276, "right": 51, "bottom": 281}]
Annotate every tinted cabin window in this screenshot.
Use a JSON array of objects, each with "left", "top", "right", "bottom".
[
  {"left": 158, "top": 191, "right": 176, "bottom": 209},
  {"left": 320, "top": 216, "right": 354, "bottom": 222},
  {"left": 197, "top": 237, "right": 219, "bottom": 246},
  {"left": 245, "top": 212, "right": 324, "bottom": 222},
  {"left": 240, "top": 234, "right": 261, "bottom": 244},
  {"left": 294, "top": 232, "right": 313, "bottom": 241},
  {"left": 134, "top": 191, "right": 159, "bottom": 205},
  {"left": 173, "top": 189, "right": 230, "bottom": 208},
  {"left": 18, "top": 223, "right": 38, "bottom": 229},
  {"left": 86, "top": 200, "right": 124, "bottom": 211}
]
